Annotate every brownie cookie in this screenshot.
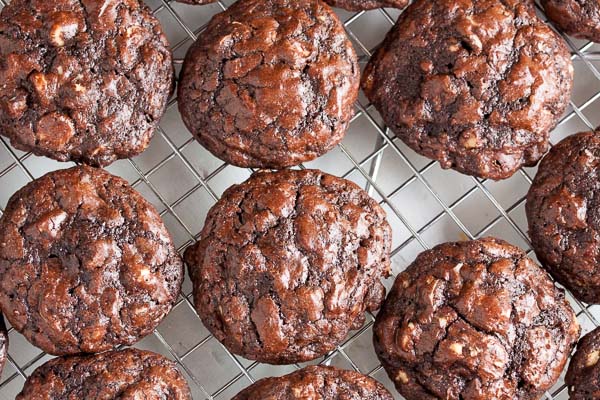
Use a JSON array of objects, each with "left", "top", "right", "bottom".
[
  {"left": 324, "top": 0, "right": 407, "bottom": 11},
  {"left": 175, "top": 0, "right": 214, "bottom": 4},
  {"left": 0, "top": 315, "right": 7, "bottom": 378},
  {"left": 232, "top": 365, "right": 393, "bottom": 399},
  {"left": 0, "top": 166, "right": 183, "bottom": 355},
  {"left": 566, "top": 327, "right": 600, "bottom": 399},
  {"left": 178, "top": 0, "right": 359, "bottom": 168},
  {"left": 374, "top": 237, "right": 580, "bottom": 400},
  {"left": 542, "top": 0, "right": 600, "bottom": 43},
  {"left": 16, "top": 348, "right": 191, "bottom": 399},
  {"left": 0, "top": 0, "right": 173, "bottom": 167},
  {"left": 526, "top": 131, "right": 600, "bottom": 304},
  {"left": 362, "top": 0, "right": 573, "bottom": 180},
  {"left": 184, "top": 169, "right": 391, "bottom": 364}
]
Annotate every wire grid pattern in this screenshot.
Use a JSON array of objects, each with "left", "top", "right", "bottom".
[{"left": 0, "top": 0, "right": 599, "bottom": 398}]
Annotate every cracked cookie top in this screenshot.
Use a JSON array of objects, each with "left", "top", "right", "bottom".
[
  {"left": 0, "top": 0, "right": 173, "bottom": 167},
  {"left": 374, "top": 237, "right": 580, "bottom": 400},
  {"left": 324, "top": 0, "right": 407, "bottom": 11},
  {"left": 232, "top": 365, "right": 393, "bottom": 399},
  {"left": 362, "top": 0, "right": 573, "bottom": 180},
  {"left": 0, "top": 166, "right": 183, "bottom": 355},
  {"left": 542, "top": 0, "right": 600, "bottom": 43},
  {"left": 174, "top": 0, "right": 214, "bottom": 3},
  {"left": 184, "top": 169, "right": 391, "bottom": 364},
  {"left": 526, "top": 131, "right": 600, "bottom": 304},
  {"left": 566, "top": 327, "right": 600, "bottom": 399},
  {"left": 16, "top": 348, "right": 191, "bottom": 399},
  {"left": 177, "top": 0, "right": 360, "bottom": 169}
]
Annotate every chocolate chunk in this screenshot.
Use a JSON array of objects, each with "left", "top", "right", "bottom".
[
  {"left": 0, "top": 166, "right": 183, "bottom": 355},
  {"left": 374, "top": 237, "right": 580, "bottom": 399},
  {"left": 184, "top": 169, "right": 391, "bottom": 364}
]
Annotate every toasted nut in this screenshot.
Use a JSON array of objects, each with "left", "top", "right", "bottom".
[
  {"left": 49, "top": 20, "right": 79, "bottom": 47},
  {"left": 450, "top": 342, "right": 464, "bottom": 355},
  {"left": 464, "top": 136, "right": 478, "bottom": 149},
  {"left": 6, "top": 94, "right": 27, "bottom": 118},
  {"left": 396, "top": 370, "right": 409, "bottom": 384},
  {"left": 586, "top": 350, "right": 600, "bottom": 367}
]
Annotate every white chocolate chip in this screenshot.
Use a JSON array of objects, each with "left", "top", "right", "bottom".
[
  {"left": 463, "top": 136, "right": 478, "bottom": 149},
  {"left": 133, "top": 305, "right": 148, "bottom": 315},
  {"left": 6, "top": 96, "right": 27, "bottom": 118},
  {"left": 396, "top": 370, "right": 409, "bottom": 384},
  {"left": 586, "top": 350, "right": 600, "bottom": 367},
  {"left": 49, "top": 21, "right": 79, "bottom": 47},
  {"left": 50, "top": 27, "right": 65, "bottom": 47},
  {"left": 472, "top": 36, "right": 482, "bottom": 51},
  {"left": 493, "top": 359, "right": 505, "bottom": 368},
  {"left": 400, "top": 323, "right": 416, "bottom": 349},
  {"left": 466, "top": 15, "right": 480, "bottom": 27},
  {"left": 449, "top": 343, "right": 463, "bottom": 355}
]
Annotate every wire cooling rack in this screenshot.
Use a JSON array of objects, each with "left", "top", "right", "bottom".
[{"left": 0, "top": 0, "right": 599, "bottom": 398}]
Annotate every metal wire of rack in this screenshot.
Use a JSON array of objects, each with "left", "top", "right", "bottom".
[{"left": 0, "top": 0, "right": 599, "bottom": 399}]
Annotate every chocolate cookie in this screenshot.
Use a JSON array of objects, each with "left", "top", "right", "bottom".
[
  {"left": 177, "top": 0, "right": 359, "bottom": 168},
  {"left": 232, "top": 365, "right": 393, "bottom": 399},
  {"left": 566, "top": 327, "right": 600, "bottom": 399},
  {"left": 175, "top": 0, "right": 214, "bottom": 4},
  {"left": 0, "top": 0, "right": 173, "bottom": 167},
  {"left": 0, "top": 166, "right": 183, "bottom": 355},
  {"left": 0, "top": 315, "right": 7, "bottom": 378},
  {"left": 362, "top": 0, "right": 573, "bottom": 180},
  {"left": 542, "top": 0, "right": 600, "bottom": 43},
  {"left": 184, "top": 169, "right": 391, "bottom": 364},
  {"left": 526, "top": 131, "right": 600, "bottom": 304},
  {"left": 16, "top": 348, "right": 191, "bottom": 399},
  {"left": 374, "top": 237, "right": 580, "bottom": 400},
  {"left": 324, "top": 0, "right": 407, "bottom": 11}
]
